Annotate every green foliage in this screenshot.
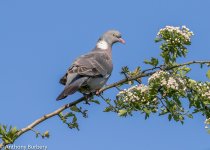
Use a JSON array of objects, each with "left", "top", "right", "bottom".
[
  {"left": 89, "top": 99, "right": 100, "bottom": 105},
  {"left": 58, "top": 105, "right": 88, "bottom": 130},
  {"left": 121, "top": 66, "right": 130, "bottom": 75},
  {"left": 103, "top": 26, "right": 210, "bottom": 127},
  {"left": 155, "top": 26, "right": 193, "bottom": 65},
  {"left": 33, "top": 130, "right": 50, "bottom": 139},
  {"left": 0, "top": 125, "right": 18, "bottom": 144},
  {"left": 59, "top": 112, "right": 79, "bottom": 130},
  {"left": 43, "top": 131, "right": 50, "bottom": 138},
  {"left": 144, "top": 57, "right": 159, "bottom": 66},
  {"left": 120, "top": 66, "right": 142, "bottom": 85},
  {"left": 118, "top": 109, "right": 128, "bottom": 116}
]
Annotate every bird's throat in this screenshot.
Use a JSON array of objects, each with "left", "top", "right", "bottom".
[{"left": 96, "top": 40, "right": 109, "bottom": 50}]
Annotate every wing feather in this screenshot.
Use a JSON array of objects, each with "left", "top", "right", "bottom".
[{"left": 59, "top": 49, "right": 112, "bottom": 85}]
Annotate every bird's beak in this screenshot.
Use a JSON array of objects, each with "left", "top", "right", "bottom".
[{"left": 118, "top": 38, "right": 126, "bottom": 44}]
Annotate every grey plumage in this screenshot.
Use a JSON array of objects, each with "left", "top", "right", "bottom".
[{"left": 56, "top": 30, "right": 125, "bottom": 100}]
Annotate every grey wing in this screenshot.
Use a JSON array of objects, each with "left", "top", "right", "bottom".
[
  {"left": 57, "top": 65, "right": 97, "bottom": 100},
  {"left": 74, "top": 51, "right": 113, "bottom": 76},
  {"left": 59, "top": 51, "right": 112, "bottom": 85}
]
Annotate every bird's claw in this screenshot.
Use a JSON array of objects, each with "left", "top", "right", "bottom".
[
  {"left": 95, "top": 89, "right": 103, "bottom": 96},
  {"left": 84, "top": 94, "right": 93, "bottom": 105}
]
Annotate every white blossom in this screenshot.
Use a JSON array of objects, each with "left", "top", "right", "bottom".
[
  {"left": 148, "top": 70, "right": 168, "bottom": 82},
  {"left": 204, "top": 118, "right": 210, "bottom": 129},
  {"left": 157, "top": 25, "right": 194, "bottom": 42},
  {"left": 205, "top": 118, "right": 210, "bottom": 124},
  {"left": 189, "top": 80, "right": 210, "bottom": 99},
  {"left": 148, "top": 70, "right": 186, "bottom": 91},
  {"left": 117, "top": 84, "right": 152, "bottom": 103},
  {"left": 202, "top": 90, "right": 210, "bottom": 99}
]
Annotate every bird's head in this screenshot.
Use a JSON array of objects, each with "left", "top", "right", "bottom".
[{"left": 98, "top": 30, "right": 125, "bottom": 47}]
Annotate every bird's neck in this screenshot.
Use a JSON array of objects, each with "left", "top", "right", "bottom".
[
  {"left": 95, "top": 40, "right": 112, "bottom": 59},
  {"left": 96, "top": 40, "right": 111, "bottom": 50}
]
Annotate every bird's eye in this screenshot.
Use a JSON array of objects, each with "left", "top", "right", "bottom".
[{"left": 113, "top": 33, "right": 117, "bottom": 37}]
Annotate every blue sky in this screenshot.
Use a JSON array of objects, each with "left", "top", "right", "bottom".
[{"left": 0, "top": 0, "right": 210, "bottom": 150}]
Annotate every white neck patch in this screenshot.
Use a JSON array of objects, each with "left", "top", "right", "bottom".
[{"left": 96, "top": 40, "right": 109, "bottom": 50}]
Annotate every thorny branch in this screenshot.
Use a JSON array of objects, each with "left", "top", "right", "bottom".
[{"left": 0, "top": 60, "right": 209, "bottom": 149}]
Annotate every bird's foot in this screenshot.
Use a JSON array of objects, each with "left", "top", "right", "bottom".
[{"left": 95, "top": 89, "right": 103, "bottom": 96}]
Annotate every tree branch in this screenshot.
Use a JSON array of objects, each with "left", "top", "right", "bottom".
[
  {"left": 17, "top": 97, "right": 86, "bottom": 137},
  {"left": 0, "top": 60, "right": 209, "bottom": 149},
  {"left": 165, "top": 60, "right": 210, "bottom": 70}
]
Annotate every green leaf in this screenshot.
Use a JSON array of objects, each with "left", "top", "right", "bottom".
[
  {"left": 70, "top": 106, "right": 80, "bottom": 112},
  {"left": 187, "top": 114, "right": 193, "bottom": 119},
  {"left": 104, "top": 107, "right": 113, "bottom": 112},
  {"left": 144, "top": 60, "right": 150, "bottom": 64},
  {"left": 155, "top": 38, "right": 162, "bottom": 43},
  {"left": 65, "top": 112, "right": 74, "bottom": 118},
  {"left": 144, "top": 57, "right": 159, "bottom": 66},
  {"left": 133, "top": 67, "right": 141, "bottom": 75},
  {"left": 105, "top": 99, "right": 111, "bottom": 103},
  {"left": 43, "top": 131, "right": 50, "bottom": 138},
  {"left": 58, "top": 112, "right": 63, "bottom": 118},
  {"left": 151, "top": 57, "right": 159, "bottom": 66},
  {"left": 118, "top": 109, "right": 127, "bottom": 116},
  {"left": 10, "top": 127, "right": 18, "bottom": 135},
  {"left": 73, "top": 116, "right": 77, "bottom": 123},
  {"left": 183, "top": 67, "right": 191, "bottom": 72},
  {"left": 143, "top": 108, "right": 151, "bottom": 115},
  {"left": 206, "top": 70, "right": 210, "bottom": 79},
  {"left": 89, "top": 99, "right": 100, "bottom": 105},
  {"left": 159, "top": 109, "right": 168, "bottom": 116},
  {"left": 121, "top": 66, "right": 129, "bottom": 74}
]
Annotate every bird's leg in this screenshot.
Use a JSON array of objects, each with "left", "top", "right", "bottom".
[
  {"left": 83, "top": 93, "right": 93, "bottom": 105},
  {"left": 83, "top": 94, "right": 89, "bottom": 105}
]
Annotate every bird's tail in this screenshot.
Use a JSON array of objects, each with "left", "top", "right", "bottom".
[{"left": 56, "top": 77, "right": 88, "bottom": 101}]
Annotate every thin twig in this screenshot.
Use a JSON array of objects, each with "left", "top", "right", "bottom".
[
  {"left": 165, "top": 60, "right": 210, "bottom": 70},
  {"left": 158, "top": 96, "right": 171, "bottom": 113},
  {"left": 142, "top": 66, "right": 162, "bottom": 73},
  {"left": 99, "top": 94, "right": 107, "bottom": 102},
  {"left": 115, "top": 86, "right": 122, "bottom": 91}
]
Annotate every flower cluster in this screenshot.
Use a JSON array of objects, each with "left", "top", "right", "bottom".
[
  {"left": 117, "top": 84, "right": 149, "bottom": 103},
  {"left": 148, "top": 70, "right": 169, "bottom": 82},
  {"left": 116, "top": 84, "right": 159, "bottom": 116},
  {"left": 202, "top": 90, "right": 210, "bottom": 99},
  {"left": 204, "top": 118, "right": 210, "bottom": 129},
  {"left": 161, "top": 77, "right": 179, "bottom": 90},
  {"left": 200, "top": 83, "right": 210, "bottom": 99},
  {"left": 157, "top": 25, "right": 194, "bottom": 43},
  {"left": 148, "top": 70, "right": 186, "bottom": 91},
  {"left": 188, "top": 80, "right": 210, "bottom": 99}
]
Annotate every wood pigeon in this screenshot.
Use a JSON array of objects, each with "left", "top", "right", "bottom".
[{"left": 56, "top": 30, "right": 125, "bottom": 100}]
